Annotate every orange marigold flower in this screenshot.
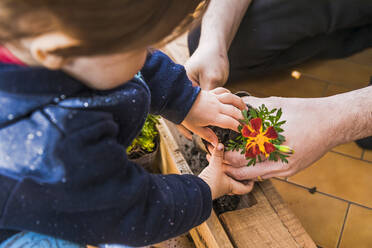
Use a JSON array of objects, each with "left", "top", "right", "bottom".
[{"left": 242, "top": 118, "right": 278, "bottom": 158}]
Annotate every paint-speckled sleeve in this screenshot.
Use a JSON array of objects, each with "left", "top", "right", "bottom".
[
  {"left": 140, "top": 50, "right": 201, "bottom": 124},
  {"left": 0, "top": 108, "right": 212, "bottom": 247}
]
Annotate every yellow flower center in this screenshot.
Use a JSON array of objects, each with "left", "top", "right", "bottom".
[
  {"left": 247, "top": 132, "right": 270, "bottom": 156},
  {"left": 255, "top": 133, "right": 267, "bottom": 145}
]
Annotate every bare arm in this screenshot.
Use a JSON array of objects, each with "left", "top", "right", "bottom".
[
  {"left": 185, "top": 0, "right": 252, "bottom": 90},
  {"left": 331, "top": 86, "right": 372, "bottom": 144},
  {"left": 200, "top": 0, "right": 252, "bottom": 51}
]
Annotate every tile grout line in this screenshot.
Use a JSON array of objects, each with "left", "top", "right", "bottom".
[
  {"left": 272, "top": 177, "right": 372, "bottom": 211},
  {"left": 295, "top": 64, "right": 372, "bottom": 86},
  {"left": 330, "top": 150, "right": 372, "bottom": 164},
  {"left": 294, "top": 71, "right": 345, "bottom": 86},
  {"left": 336, "top": 203, "right": 350, "bottom": 248}
]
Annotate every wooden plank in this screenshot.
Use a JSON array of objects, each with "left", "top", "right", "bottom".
[
  {"left": 219, "top": 185, "right": 300, "bottom": 248},
  {"left": 157, "top": 118, "right": 234, "bottom": 248},
  {"left": 259, "top": 181, "right": 317, "bottom": 248}
]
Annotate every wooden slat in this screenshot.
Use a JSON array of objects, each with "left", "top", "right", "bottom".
[
  {"left": 259, "top": 181, "right": 316, "bottom": 248},
  {"left": 157, "top": 118, "right": 234, "bottom": 248},
  {"left": 220, "top": 185, "right": 300, "bottom": 248}
]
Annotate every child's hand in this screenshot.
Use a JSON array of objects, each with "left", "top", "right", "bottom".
[
  {"left": 182, "top": 88, "right": 246, "bottom": 146},
  {"left": 199, "top": 144, "right": 254, "bottom": 200}
]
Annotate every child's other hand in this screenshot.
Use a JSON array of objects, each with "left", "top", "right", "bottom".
[
  {"left": 199, "top": 144, "right": 254, "bottom": 200},
  {"left": 182, "top": 88, "right": 245, "bottom": 146}
]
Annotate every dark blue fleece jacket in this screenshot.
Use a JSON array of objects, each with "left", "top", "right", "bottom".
[{"left": 0, "top": 51, "right": 212, "bottom": 246}]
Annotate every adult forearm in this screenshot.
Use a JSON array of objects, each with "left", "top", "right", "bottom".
[
  {"left": 199, "top": 0, "right": 252, "bottom": 50},
  {"left": 329, "top": 86, "right": 372, "bottom": 145}
]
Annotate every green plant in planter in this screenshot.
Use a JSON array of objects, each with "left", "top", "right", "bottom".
[{"left": 127, "top": 114, "right": 160, "bottom": 158}]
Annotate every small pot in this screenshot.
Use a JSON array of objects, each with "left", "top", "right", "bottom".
[{"left": 129, "top": 136, "right": 160, "bottom": 173}]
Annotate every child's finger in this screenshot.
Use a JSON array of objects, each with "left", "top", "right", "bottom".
[
  {"left": 220, "top": 104, "right": 244, "bottom": 121},
  {"left": 206, "top": 154, "right": 231, "bottom": 166},
  {"left": 229, "top": 178, "right": 254, "bottom": 195},
  {"left": 206, "top": 154, "right": 210, "bottom": 162},
  {"left": 210, "top": 143, "right": 224, "bottom": 165},
  {"left": 215, "top": 115, "right": 241, "bottom": 132},
  {"left": 193, "top": 126, "right": 218, "bottom": 147},
  {"left": 216, "top": 93, "right": 246, "bottom": 110},
  {"left": 210, "top": 87, "right": 231, "bottom": 95},
  {"left": 207, "top": 144, "right": 214, "bottom": 154},
  {"left": 176, "top": 124, "right": 193, "bottom": 140}
]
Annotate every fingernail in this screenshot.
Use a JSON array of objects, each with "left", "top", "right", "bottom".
[{"left": 217, "top": 143, "right": 224, "bottom": 151}]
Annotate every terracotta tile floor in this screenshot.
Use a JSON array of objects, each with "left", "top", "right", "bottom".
[{"left": 163, "top": 35, "right": 372, "bottom": 248}]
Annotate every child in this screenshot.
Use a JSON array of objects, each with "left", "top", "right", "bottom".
[{"left": 0, "top": 0, "right": 254, "bottom": 247}]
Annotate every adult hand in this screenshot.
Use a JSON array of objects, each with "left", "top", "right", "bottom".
[
  {"left": 224, "top": 96, "right": 339, "bottom": 181},
  {"left": 185, "top": 44, "right": 229, "bottom": 90}
]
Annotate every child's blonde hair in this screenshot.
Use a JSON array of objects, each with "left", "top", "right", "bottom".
[{"left": 0, "top": 0, "right": 208, "bottom": 57}]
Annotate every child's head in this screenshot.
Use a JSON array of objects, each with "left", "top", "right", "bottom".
[{"left": 0, "top": 0, "right": 207, "bottom": 89}]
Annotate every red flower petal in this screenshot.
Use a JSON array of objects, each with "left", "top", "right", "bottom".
[
  {"left": 242, "top": 125, "right": 252, "bottom": 138},
  {"left": 245, "top": 144, "right": 260, "bottom": 158},
  {"left": 250, "top": 118, "right": 262, "bottom": 132},
  {"left": 242, "top": 125, "right": 259, "bottom": 138},
  {"left": 264, "top": 142, "right": 276, "bottom": 154},
  {"left": 264, "top": 126, "right": 278, "bottom": 139}
]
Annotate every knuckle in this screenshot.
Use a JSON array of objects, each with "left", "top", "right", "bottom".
[
  {"left": 234, "top": 170, "right": 245, "bottom": 181},
  {"left": 280, "top": 163, "right": 291, "bottom": 172}
]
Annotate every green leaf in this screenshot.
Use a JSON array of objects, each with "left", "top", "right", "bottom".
[
  {"left": 278, "top": 134, "right": 286, "bottom": 142},
  {"left": 242, "top": 109, "right": 248, "bottom": 119},
  {"left": 127, "top": 114, "right": 160, "bottom": 155},
  {"left": 275, "top": 127, "right": 284, "bottom": 133},
  {"left": 238, "top": 125, "right": 243, "bottom": 132},
  {"left": 269, "top": 108, "right": 277, "bottom": 114},
  {"left": 276, "top": 108, "right": 282, "bottom": 120},
  {"left": 281, "top": 157, "right": 289, "bottom": 163},
  {"left": 247, "top": 159, "right": 254, "bottom": 166},
  {"left": 249, "top": 108, "right": 257, "bottom": 118}
]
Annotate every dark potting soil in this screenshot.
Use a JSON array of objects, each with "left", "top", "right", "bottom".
[{"left": 183, "top": 144, "right": 241, "bottom": 215}]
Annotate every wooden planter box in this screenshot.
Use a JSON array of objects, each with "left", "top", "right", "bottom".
[{"left": 157, "top": 118, "right": 317, "bottom": 248}]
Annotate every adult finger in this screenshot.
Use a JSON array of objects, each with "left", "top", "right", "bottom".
[
  {"left": 261, "top": 168, "right": 296, "bottom": 180},
  {"left": 210, "top": 87, "right": 230, "bottom": 95},
  {"left": 224, "top": 151, "right": 248, "bottom": 167},
  {"left": 225, "top": 161, "right": 285, "bottom": 181},
  {"left": 241, "top": 96, "right": 264, "bottom": 108},
  {"left": 186, "top": 70, "right": 200, "bottom": 87},
  {"left": 217, "top": 93, "right": 246, "bottom": 110},
  {"left": 176, "top": 124, "right": 193, "bottom": 140},
  {"left": 228, "top": 178, "right": 254, "bottom": 195}
]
